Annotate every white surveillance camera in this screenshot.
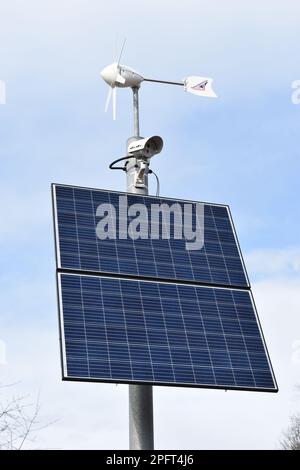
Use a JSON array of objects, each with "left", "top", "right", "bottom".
[{"left": 127, "top": 136, "right": 163, "bottom": 158}]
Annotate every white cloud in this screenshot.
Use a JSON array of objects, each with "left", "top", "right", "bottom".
[
  {"left": 0, "top": 340, "right": 6, "bottom": 365},
  {"left": 245, "top": 247, "right": 300, "bottom": 279},
  {"left": 291, "top": 341, "right": 300, "bottom": 366}
]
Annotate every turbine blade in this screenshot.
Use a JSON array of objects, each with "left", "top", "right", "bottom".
[
  {"left": 117, "top": 38, "right": 127, "bottom": 66},
  {"left": 114, "top": 36, "right": 118, "bottom": 63},
  {"left": 104, "top": 87, "right": 113, "bottom": 113},
  {"left": 112, "top": 87, "right": 116, "bottom": 120}
]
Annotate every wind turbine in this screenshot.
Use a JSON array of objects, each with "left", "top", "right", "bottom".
[
  {"left": 100, "top": 42, "right": 218, "bottom": 194},
  {"left": 100, "top": 45, "right": 217, "bottom": 121}
]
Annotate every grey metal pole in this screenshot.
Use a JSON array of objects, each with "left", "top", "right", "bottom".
[
  {"left": 132, "top": 87, "right": 140, "bottom": 138},
  {"left": 127, "top": 86, "right": 154, "bottom": 450}
]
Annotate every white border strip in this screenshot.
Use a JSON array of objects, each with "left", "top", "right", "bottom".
[
  {"left": 52, "top": 184, "right": 62, "bottom": 268},
  {"left": 0, "top": 80, "right": 6, "bottom": 105},
  {"left": 226, "top": 206, "right": 250, "bottom": 287},
  {"left": 57, "top": 272, "right": 68, "bottom": 377}
]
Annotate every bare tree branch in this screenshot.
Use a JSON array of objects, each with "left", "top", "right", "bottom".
[
  {"left": 0, "top": 385, "right": 54, "bottom": 450},
  {"left": 280, "top": 413, "right": 300, "bottom": 450}
]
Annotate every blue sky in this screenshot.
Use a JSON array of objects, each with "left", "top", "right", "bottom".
[{"left": 1, "top": 0, "right": 300, "bottom": 449}]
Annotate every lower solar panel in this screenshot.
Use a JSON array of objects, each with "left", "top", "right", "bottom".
[{"left": 57, "top": 273, "right": 277, "bottom": 391}]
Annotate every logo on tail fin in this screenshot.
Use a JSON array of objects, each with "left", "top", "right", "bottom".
[{"left": 191, "top": 80, "right": 208, "bottom": 91}]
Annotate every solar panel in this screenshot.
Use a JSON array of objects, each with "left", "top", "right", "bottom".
[
  {"left": 53, "top": 184, "right": 249, "bottom": 288},
  {"left": 57, "top": 273, "right": 277, "bottom": 391},
  {"left": 53, "top": 183, "right": 277, "bottom": 391}
]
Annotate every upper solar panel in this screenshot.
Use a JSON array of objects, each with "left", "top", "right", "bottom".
[{"left": 53, "top": 184, "right": 249, "bottom": 288}]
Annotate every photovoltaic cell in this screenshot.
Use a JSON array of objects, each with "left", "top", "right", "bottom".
[
  {"left": 57, "top": 273, "right": 277, "bottom": 391},
  {"left": 53, "top": 184, "right": 248, "bottom": 288}
]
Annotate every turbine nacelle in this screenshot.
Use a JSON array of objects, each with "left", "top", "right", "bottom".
[
  {"left": 100, "top": 62, "right": 144, "bottom": 120},
  {"left": 100, "top": 63, "right": 144, "bottom": 88}
]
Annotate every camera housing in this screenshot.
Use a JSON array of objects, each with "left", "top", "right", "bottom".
[{"left": 127, "top": 135, "right": 163, "bottom": 159}]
